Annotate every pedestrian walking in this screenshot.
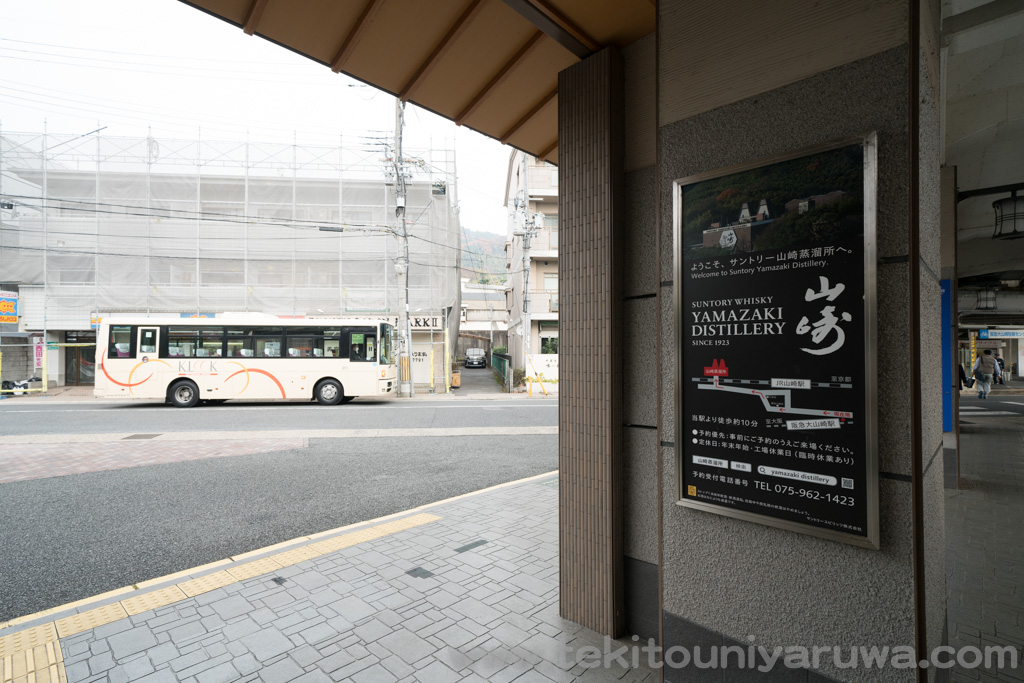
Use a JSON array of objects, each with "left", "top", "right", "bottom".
[
  {"left": 973, "top": 349, "right": 999, "bottom": 399},
  {"left": 995, "top": 352, "right": 1006, "bottom": 384}
]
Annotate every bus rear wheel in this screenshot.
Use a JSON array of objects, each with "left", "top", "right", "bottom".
[
  {"left": 169, "top": 380, "right": 200, "bottom": 408},
  {"left": 315, "top": 379, "right": 342, "bottom": 406}
]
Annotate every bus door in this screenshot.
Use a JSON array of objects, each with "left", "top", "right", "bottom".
[
  {"left": 138, "top": 327, "right": 159, "bottom": 361},
  {"left": 345, "top": 326, "right": 379, "bottom": 395}
]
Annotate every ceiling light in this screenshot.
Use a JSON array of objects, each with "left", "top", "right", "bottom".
[{"left": 993, "top": 192, "right": 1024, "bottom": 240}]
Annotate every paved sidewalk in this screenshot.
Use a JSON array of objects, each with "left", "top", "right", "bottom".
[
  {"left": 0, "top": 473, "right": 654, "bottom": 683},
  {"left": 947, "top": 416, "right": 1024, "bottom": 681},
  {"left": 958, "top": 378, "right": 1024, "bottom": 398}
]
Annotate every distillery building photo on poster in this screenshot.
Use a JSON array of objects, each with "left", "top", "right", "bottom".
[{"left": 674, "top": 134, "right": 879, "bottom": 549}]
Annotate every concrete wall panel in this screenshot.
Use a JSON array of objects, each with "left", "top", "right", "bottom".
[
  {"left": 623, "top": 168, "right": 658, "bottom": 299},
  {"left": 659, "top": 0, "right": 907, "bottom": 127},
  {"left": 623, "top": 297, "right": 658, "bottom": 427},
  {"left": 624, "top": 35, "right": 656, "bottom": 173},
  {"left": 657, "top": 43, "right": 934, "bottom": 680},
  {"left": 623, "top": 426, "right": 659, "bottom": 564}
]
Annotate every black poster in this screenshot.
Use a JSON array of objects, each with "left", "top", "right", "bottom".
[{"left": 676, "top": 139, "right": 878, "bottom": 548}]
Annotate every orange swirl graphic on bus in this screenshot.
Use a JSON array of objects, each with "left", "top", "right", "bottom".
[
  {"left": 225, "top": 362, "right": 250, "bottom": 394},
  {"left": 127, "top": 359, "right": 172, "bottom": 395},
  {"left": 101, "top": 355, "right": 156, "bottom": 389},
  {"left": 224, "top": 365, "right": 286, "bottom": 398}
]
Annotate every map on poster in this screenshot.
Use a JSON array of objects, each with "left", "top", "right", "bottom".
[{"left": 676, "top": 138, "right": 878, "bottom": 548}]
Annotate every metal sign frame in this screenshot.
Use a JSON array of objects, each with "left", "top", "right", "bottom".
[{"left": 673, "top": 133, "right": 880, "bottom": 549}]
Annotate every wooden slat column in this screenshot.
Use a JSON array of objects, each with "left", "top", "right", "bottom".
[{"left": 558, "top": 47, "right": 625, "bottom": 637}]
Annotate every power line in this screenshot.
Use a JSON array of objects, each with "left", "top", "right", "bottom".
[
  {"left": 1, "top": 194, "right": 506, "bottom": 267},
  {"left": 0, "top": 93, "right": 397, "bottom": 149},
  {"left": 0, "top": 243, "right": 514, "bottom": 276},
  {"left": 0, "top": 37, "right": 313, "bottom": 66},
  {"left": 0, "top": 50, "right": 330, "bottom": 83}
]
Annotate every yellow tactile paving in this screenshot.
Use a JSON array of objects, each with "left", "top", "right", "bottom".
[
  {"left": 54, "top": 603, "right": 128, "bottom": 639},
  {"left": 0, "top": 642, "right": 65, "bottom": 683},
  {"left": 232, "top": 539, "right": 307, "bottom": 563},
  {"left": 176, "top": 571, "right": 235, "bottom": 598},
  {"left": 120, "top": 586, "right": 188, "bottom": 616},
  {"left": 268, "top": 545, "right": 322, "bottom": 568},
  {"left": 136, "top": 559, "right": 231, "bottom": 590},
  {"left": 2, "top": 587, "right": 134, "bottom": 632},
  {"left": 0, "top": 511, "right": 446, "bottom": 665},
  {"left": 0, "top": 623, "right": 58, "bottom": 659},
  {"left": 308, "top": 513, "right": 442, "bottom": 555},
  {"left": 225, "top": 557, "right": 284, "bottom": 582}
]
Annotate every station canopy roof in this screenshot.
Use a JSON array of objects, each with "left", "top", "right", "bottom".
[{"left": 180, "top": 0, "right": 656, "bottom": 166}]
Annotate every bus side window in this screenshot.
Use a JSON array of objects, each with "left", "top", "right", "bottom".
[
  {"left": 256, "top": 337, "right": 281, "bottom": 357},
  {"left": 347, "top": 329, "right": 376, "bottom": 362},
  {"left": 226, "top": 328, "right": 254, "bottom": 357},
  {"left": 108, "top": 326, "right": 134, "bottom": 359},
  {"left": 200, "top": 329, "right": 224, "bottom": 357},
  {"left": 140, "top": 329, "right": 157, "bottom": 354},
  {"left": 168, "top": 329, "right": 199, "bottom": 358},
  {"left": 322, "top": 329, "right": 341, "bottom": 358}
]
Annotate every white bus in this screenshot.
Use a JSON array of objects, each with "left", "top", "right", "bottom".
[{"left": 95, "top": 315, "right": 397, "bottom": 407}]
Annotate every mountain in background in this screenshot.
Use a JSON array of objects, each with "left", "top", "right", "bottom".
[{"left": 461, "top": 227, "right": 507, "bottom": 284}]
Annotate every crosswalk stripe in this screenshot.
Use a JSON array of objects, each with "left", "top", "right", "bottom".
[{"left": 959, "top": 411, "right": 1018, "bottom": 417}]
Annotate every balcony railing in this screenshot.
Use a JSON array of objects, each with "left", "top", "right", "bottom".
[
  {"left": 530, "top": 289, "right": 559, "bottom": 313},
  {"left": 531, "top": 227, "right": 558, "bottom": 251}
]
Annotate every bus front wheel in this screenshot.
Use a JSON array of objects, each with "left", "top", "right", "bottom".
[
  {"left": 315, "top": 379, "right": 342, "bottom": 406},
  {"left": 169, "top": 380, "right": 200, "bottom": 408}
]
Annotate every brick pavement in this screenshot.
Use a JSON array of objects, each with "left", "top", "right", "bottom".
[
  {"left": 0, "top": 439, "right": 308, "bottom": 484},
  {"left": 947, "top": 418, "right": 1024, "bottom": 681},
  {"left": 5, "top": 474, "right": 654, "bottom": 683}
]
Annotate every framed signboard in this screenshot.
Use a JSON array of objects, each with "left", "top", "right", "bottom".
[{"left": 674, "top": 134, "right": 879, "bottom": 549}]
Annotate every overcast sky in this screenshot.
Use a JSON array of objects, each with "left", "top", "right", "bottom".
[{"left": 0, "top": 0, "right": 513, "bottom": 234}]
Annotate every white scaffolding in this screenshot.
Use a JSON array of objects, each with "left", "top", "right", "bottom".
[{"left": 0, "top": 130, "right": 461, "bottom": 329}]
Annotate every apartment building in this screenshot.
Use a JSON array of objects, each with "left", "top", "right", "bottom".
[
  {"left": 503, "top": 151, "right": 558, "bottom": 380},
  {"left": 457, "top": 278, "right": 507, "bottom": 358}
]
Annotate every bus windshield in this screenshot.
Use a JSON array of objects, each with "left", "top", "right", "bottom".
[{"left": 380, "top": 323, "right": 394, "bottom": 365}]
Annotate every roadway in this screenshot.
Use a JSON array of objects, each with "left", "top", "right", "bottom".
[
  {"left": 0, "top": 383, "right": 558, "bottom": 622},
  {"left": 958, "top": 393, "right": 1024, "bottom": 419},
  {"left": 0, "top": 399, "right": 558, "bottom": 436}
]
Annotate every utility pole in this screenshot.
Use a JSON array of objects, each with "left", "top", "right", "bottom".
[
  {"left": 394, "top": 99, "right": 415, "bottom": 397},
  {"left": 519, "top": 153, "right": 536, "bottom": 374}
]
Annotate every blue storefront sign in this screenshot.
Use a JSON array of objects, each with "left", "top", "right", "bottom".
[
  {"left": 941, "top": 281, "right": 952, "bottom": 431},
  {"left": 979, "top": 329, "right": 1024, "bottom": 339}
]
